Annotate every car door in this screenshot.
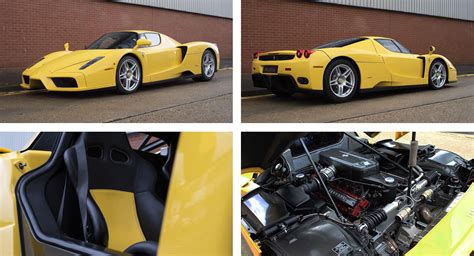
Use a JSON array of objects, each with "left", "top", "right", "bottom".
[
  {"left": 138, "top": 33, "right": 183, "bottom": 83},
  {"left": 373, "top": 39, "right": 425, "bottom": 86},
  {"left": 0, "top": 132, "right": 58, "bottom": 256}
]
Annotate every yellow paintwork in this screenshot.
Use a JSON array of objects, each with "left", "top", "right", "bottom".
[
  {"left": 406, "top": 185, "right": 474, "bottom": 256},
  {"left": 0, "top": 150, "right": 51, "bottom": 256},
  {"left": 252, "top": 36, "right": 457, "bottom": 91},
  {"left": 90, "top": 189, "right": 146, "bottom": 252},
  {"left": 158, "top": 132, "right": 232, "bottom": 256},
  {"left": 21, "top": 30, "right": 220, "bottom": 92}
]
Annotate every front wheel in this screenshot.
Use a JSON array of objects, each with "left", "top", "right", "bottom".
[
  {"left": 193, "top": 49, "right": 216, "bottom": 82},
  {"left": 116, "top": 56, "right": 142, "bottom": 94},
  {"left": 428, "top": 60, "right": 447, "bottom": 89},
  {"left": 323, "top": 59, "right": 359, "bottom": 103}
]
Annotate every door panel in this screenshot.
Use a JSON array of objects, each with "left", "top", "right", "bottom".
[
  {"left": 0, "top": 150, "right": 51, "bottom": 256},
  {"left": 139, "top": 35, "right": 183, "bottom": 83},
  {"left": 373, "top": 39, "right": 425, "bottom": 86}
]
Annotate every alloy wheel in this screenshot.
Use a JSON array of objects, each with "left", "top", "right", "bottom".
[
  {"left": 430, "top": 62, "right": 447, "bottom": 88},
  {"left": 118, "top": 59, "right": 140, "bottom": 91},
  {"left": 203, "top": 52, "right": 216, "bottom": 78},
  {"left": 329, "top": 64, "right": 355, "bottom": 98}
]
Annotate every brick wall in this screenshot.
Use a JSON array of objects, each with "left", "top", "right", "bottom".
[
  {"left": 0, "top": 0, "right": 232, "bottom": 69},
  {"left": 242, "top": 0, "right": 474, "bottom": 73}
]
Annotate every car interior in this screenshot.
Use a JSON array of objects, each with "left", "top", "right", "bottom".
[{"left": 17, "top": 132, "right": 179, "bottom": 255}]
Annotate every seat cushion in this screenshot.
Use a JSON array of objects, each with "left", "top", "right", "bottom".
[
  {"left": 90, "top": 189, "right": 146, "bottom": 251},
  {"left": 125, "top": 241, "right": 158, "bottom": 256}
]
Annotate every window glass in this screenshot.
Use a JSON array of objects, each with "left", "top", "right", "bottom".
[
  {"left": 87, "top": 32, "right": 138, "bottom": 49},
  {"left": 145, "top": 33, "right": 161, "bottom": 47},
  {"left": 0, "top": 132, "right": 38, "bottom": 151},
  {"left": 127, "top": 133, "right": 169, "bottom": 155},
  {"left": 376, "top": 39, "right": 401, "bottom": 53},
  {"left": 314, "top": 38, "right": 367, "bottom": 49},
  {"left": 393, "top": 40, "right": 411, "bottom": 54}
]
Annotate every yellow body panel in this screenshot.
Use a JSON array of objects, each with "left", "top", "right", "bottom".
[
  {"left": 90, "top": 189, "right": 146, "bottom": 252},
  {"left": 252, "top": 36, "right": 457, "bottom": 92},
  {"left": 158, "top": 132, "right": 232, "bottom": 256},
  {"left": 0, "top": 150, "right": 51, "bottom": 256},
  {"left": 21, "top": 30, "right": 220, "bottom": 92}
]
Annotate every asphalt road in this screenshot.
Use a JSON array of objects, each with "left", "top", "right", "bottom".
[
  {"left": 242, "top": 75, "right": 474, "bottom": 123},
  {"left": 0, "top": 69, "right": 232, "bottom": 123}
]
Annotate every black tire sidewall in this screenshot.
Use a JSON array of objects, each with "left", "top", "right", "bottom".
[
  {"left": 428, "top": 60, "right": 446, "bottom": 90},
  {"left": 323, "top": 59, "right": 359, "bottom": 103},
  {"left": 116, "top": 56, "right": 142, "bottom": 94}
]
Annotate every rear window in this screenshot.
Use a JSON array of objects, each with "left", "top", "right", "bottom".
[
  {"left": 314, "top": 38, "right": 367, "bottom": 49},
  {"left": 127, "top": 133, "right": 169, "bottom": 155}
]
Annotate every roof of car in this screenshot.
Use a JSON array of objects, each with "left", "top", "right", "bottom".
[
  {"left": 362, "top": 36, "right": 392, "bottom": 40},
  {"left": 122, "top": 30, "right": 159, "bottom": 34}
]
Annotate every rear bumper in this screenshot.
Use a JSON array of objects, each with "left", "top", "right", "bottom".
[
  {"left": 251, "top": 59, "right": 326, "bottom": 91},
  {"left": 448, "top": 66, "right": 457, "bottom": 83}
]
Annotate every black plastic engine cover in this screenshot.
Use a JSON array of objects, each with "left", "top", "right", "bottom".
[
  {"left": 262, "top": 216, "right": 364, "bottom": 256},
  {"left": 320, "top": 149, "right": 379, "bottom": 179}
]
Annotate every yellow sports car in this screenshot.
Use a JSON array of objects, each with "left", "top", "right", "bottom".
[
  {"left": 21, "top": 30, "right": 219, "bottom": 94},
  {"left": 252, "top": 37, "right": 457, "bottom": 102}
]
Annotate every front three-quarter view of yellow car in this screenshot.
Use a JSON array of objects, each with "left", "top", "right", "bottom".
[
  {"left": 252, "top": 37, "right": 457, "bottom": 102},
  {"left": 0, "top": 132, "right": 232, "bottom": 256},
  {"left": 241, "top": 132, "right": 474, "bottom": 255},
  {"left": 21, "top": 30, "right": 220, "bottom": 94}
]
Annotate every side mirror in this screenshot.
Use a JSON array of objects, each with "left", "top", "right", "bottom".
[
  {"left": 64, "top": 43, "right": 70, "bottom": 51},
  {"left": 134, "top": 38, "right": 152, "bottom": 50},
  {"left": 0, "top": 147, "right": 13, "bottom": 153},
  {"left": 428, "top": 45, "right": 436, "bottom": 55}
]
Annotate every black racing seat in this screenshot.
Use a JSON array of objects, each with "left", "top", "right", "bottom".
[{"left": 63, "top": 132, "right": 164, "bottom": 255}]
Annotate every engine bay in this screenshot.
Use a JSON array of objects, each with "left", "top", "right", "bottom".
[{"left": 241, "top": 133, "right": 473, "bottom": 255}]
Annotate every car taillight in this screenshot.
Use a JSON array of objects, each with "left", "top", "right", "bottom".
[
  {"left": 296, "top": 49, "right": 303, "bottom": 58},
  {"left": 253, "top": 52, "right": 261, "bottom": 59},
  {"left": 304, "top": 49, "right": 315, "bottom": 58}
]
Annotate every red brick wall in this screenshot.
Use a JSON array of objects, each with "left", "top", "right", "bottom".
[
  {"left": 242, "top": 0, "right": 474, "bottom": 73},
  {"left": 0, "top": 1, "right": 232, "bottom": 69}
]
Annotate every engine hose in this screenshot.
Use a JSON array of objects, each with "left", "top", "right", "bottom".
[
  {"left": 299, "top": 138, "right": 344, "bottom": 221},
  {"left": 362, "top": 209, "right": 387, "bottom": 230}
]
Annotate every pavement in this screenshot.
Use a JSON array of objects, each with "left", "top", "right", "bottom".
[
  {"left": 0, "top": 69, "right": 232, "bottom": 123},
  {"left": 241, "top": 75, "right": 474, "bottom": 123}
]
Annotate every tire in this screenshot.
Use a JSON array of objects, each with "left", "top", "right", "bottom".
[
  {"left": 193, "top": 49, "right": 216, "bottom": 82},
  {"left": 116, "top": 56, "right": 142, "bottom": 94},
  {"left": 323, "top": 59, "right": 359, "bottom": 103},
  {"left": 428, "top": 60, "right": 447, "bottom": 89}
]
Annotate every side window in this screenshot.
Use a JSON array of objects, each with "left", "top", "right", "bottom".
[
  {"left": 127, "top": 133, "right": 169, "bottom": 156},
  {"left": 145, "top": 33, "right": 161, "bottom": 47},
  {"left": 376, "top": 39, "right": 401, "bottom": 53},
  {"left": 393, "top": 40, "right": 411, "bottom": 54}
]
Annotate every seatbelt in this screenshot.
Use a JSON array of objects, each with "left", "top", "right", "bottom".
[
  {"left": 64, "top": 139, "right": 90, "bottom": 242},
  {"left": 56, "top": 173, "right": 68, "bottom": 228}
]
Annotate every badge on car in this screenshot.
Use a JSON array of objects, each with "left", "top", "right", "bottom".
[{"left": 263, "top": 66, "right": 278, "bottom": 73}]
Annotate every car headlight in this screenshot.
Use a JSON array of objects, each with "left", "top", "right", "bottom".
[
  {"left": 28, "top": 57, "right": 45, "bottom": 69},
  {"left": 80, "top": 56, "right": 104, "bottom": 70}
]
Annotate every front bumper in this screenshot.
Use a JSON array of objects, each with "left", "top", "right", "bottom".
[{"left": 21, "top": 70, "right": 89, "bottom": 92}]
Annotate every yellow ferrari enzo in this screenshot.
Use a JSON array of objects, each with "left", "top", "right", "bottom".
[
  {"left": 252, "top": 37, "right": 457, "bottom": 102},
  {"left": 21, "top": 30, "right": 219, "bottom": 94}
]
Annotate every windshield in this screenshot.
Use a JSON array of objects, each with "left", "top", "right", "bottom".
[
  {"left": 314, "top": 37, "right": 366, "bottom": 49},
  {"left": 87, "top": 32, "right": 138, "bottom": 49}
]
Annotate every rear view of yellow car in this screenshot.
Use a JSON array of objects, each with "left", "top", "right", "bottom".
[
  {"left": 21, "top": 30, "right": 219, "bottom": 94},
  {"left": 252, "top": 37, "right": 457, "bottom": 102}
]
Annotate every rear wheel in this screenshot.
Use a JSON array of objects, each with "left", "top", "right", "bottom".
[
  {"left": 428, "top": 60, "right": 447, "bottom": 89},
  {"left": 323, "top": 59, "right": 359, "bottom": 103},
  {"left": 116, "top": 56, "right": 141, "bottom": 94},
  {"left": 193, "top": 49, "right": 216, "bottom": 82}
]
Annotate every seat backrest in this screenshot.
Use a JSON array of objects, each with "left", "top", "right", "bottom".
[{"left": 64, "top": 132, "right": 164, "bottom": 252}]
